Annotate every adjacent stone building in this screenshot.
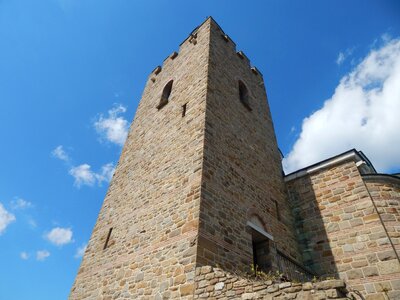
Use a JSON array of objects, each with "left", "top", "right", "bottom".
[{"left": 69, "top": 17, "right": 400, "bottom": 299}]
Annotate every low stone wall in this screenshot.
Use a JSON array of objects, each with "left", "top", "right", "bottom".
[{"left": 194, "top": 266, "right": 349, "bottom": 299}]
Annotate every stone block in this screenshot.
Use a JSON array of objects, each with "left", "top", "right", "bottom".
[
  {"left": 241, "top": 292, "right": 256, "bottom": 299},
  {"left": 377, "top": 261, "right": 400, "bottom": 275},
  {"left": 200, "top": 266, "right": 212, "bottom": 274},
  {"left": 343, "top": 244, "right": 353, "bottom": 252},
  {"left": 388, "top": 290, "right": 400, "bottom": 299},
  {"left": 281, "top": 293, "right": 297, "bottom": 299},
  {"left": 391, "top": 279, "right": 400, "bottom": 290},
  {"left": 377, "top": 238, "right": 390, "bottom": 246},
  {"left": 325, "top": 289, "right": 339, "bottom": 298},
  {"left": 279, "top": 282, "right": 292, "bottom": 289},
  {"left": 297, "top": 291, "right": 313, "bottom": 300},
  {"left": 350, "top": 218, "right": 364, "bottom": 227},
  {"left": 347, "top": 269, "right": 364, "bottom": 280},
  {"left": 174, "top": 274, "right": 186, "bottom": 284},
  {"left": 352, "top": 260, "right": 368, "bottom": 268},
  {"left": 363, "top": 266, "right": 379, "bottom": 277},
  {"left": 365, "top": 283, "right": 376, "bottom": 294},
  {"left": 365, "top": 294, "right": 385, "bottom": 300},
  {"left": 314, "top": 279, "right": 345, "bottom": 290},
  {"left": 180, "top": 283, "right": 195, "bottom": 296},
  {"left": 310, "top": 291, "right": 327, "bottom": 300},
  {"left": 215, "top": 282, "right": 224, "bottom": 291},
  {"left": 377, "top": 250, "right": 397, "bottom": 261},
  {"left": 367, "top": 253, "right": 378, "bottom": 263},
  {"left": 327, "top": 223, "right": 340, "bottom": 233},
  {"left": 363, "top": 214, "right": 379, "bottom": 223},
  {"left": 266, "top": 285, "right": 279, "bottom": 293},
  {"left": 285, "top": 285, "right": 302, "bottom": 293},
  {"left": 374, "top": 282, "right": 392, "bottom": 292}
]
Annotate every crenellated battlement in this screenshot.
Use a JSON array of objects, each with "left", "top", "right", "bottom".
[{"left": 148, "top": 17, "right": 262, "bottom": 88}]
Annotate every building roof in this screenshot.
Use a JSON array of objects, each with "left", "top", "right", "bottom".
[{"left": 284, "top": 149, "right": 376, "bottom": 181}]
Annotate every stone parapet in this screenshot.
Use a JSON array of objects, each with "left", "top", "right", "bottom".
[{"left": 194, "top": 266, "right": 348, "bottom": 299}]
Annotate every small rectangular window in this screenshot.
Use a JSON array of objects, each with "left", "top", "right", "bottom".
[
  {"left": 104, "top": 228, "right": 113, "bottom": 250},
  {"left": 275, "top": 201, "right": 281, "bottom": 221},
  {"left": 182, "top": 103, "right": 187, "bottom": 117}
]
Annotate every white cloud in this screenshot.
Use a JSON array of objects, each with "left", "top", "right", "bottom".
[
  {"left": 52, "top": 145, "right": 70, "bottom": 162},
  {"left": 69, "top": 164, "right": 96, "bottom": 187},
  {"left": 94, "top": 104, "right": 129, "bottom": 146},
  {"left": 36, "top": 250, "right": 50, "bottom": 261},
  {"left": 336, "top": 47, "right": 354, "bottom": 65},
  {"left": 74, "top": 243, "right": 87, "bottom": 259},
  {"left": 69, "top": 163, "right": 115, "bottom": 187},
  {"left": 10, "top": 198, "right": 32, "bottom": 210},
  {"left": 45, "top": 227, "right": 73, "bottom": 246},
  {"left": 336, "top": 52, "right": 345, "bottom": 65},
  {"left": 96, "top": 163, "right": 115, "bottom": 184},
  {"left": 0, "top": 203, "right": 16, "bottom": 235},
  {"left": 284, "top": 37, "right": 400, "bottom": 174},
  {"left": 20, "top": 252, "right": 29, "bottom": 260}
]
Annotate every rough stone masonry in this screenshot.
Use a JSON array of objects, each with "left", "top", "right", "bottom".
[{"left": 69, "top": 17, "right": 400, "bottom": 299}]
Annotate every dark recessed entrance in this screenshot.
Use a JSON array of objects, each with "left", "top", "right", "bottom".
[{"left": 251, "top": 228, "right": 272, "bottom": 274}]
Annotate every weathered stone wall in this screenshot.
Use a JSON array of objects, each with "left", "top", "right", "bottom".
[
  {"left": 364, "top": 175, "right": 400, "bottom": 259},
  {"left": 286, "top": 160, "right": 400, "bottom": 299},
  {"left": 194, "top": 266, "right": 348, "bottom": 299},
  {"left": 69, "top": 19, "right": 213, "bottom": 299},
  {"left": 196, "top": 18, "right": 302, "bottom": 274}
]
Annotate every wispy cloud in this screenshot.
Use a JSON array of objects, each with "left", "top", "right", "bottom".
[
  {"left": 0, "top": 203, "right": 16, "bottom": 235},
  {"left": 20, "top": 252, "right": 29, "bottom": 260},
  {"left": 74, "top": 243, "right": 87, "bottom": 259},
  {"left": 284, "top": 36, "right": 400, "bottom": 173},
  {"left": 69, "top": 164, "right": 95, "bottom": 187},
  {"left": 69, "top": 163, "right": 115, "bottom": 188},
  {"left": 52, "top": 145, "right": 70, "bottom": 162},
  {"left": 10, "top": 198, "right": 33, "bottom": 210},
  {"left": 97, "top": 163, "right": 115, "bottom": 183},
  {"left": 336, "top": 47, "right": 355, "bottom": 65},
  {"left": 94, "top": 104, "right": 129, "bottom": 146},
  {"left": 36, "top": 250, "right": 50, "bottom": 261},
  {"left": 51, "top": 144, "right": 115, "bottom": 188},
  {"left": 28, "top": 218, "right": 37, "bottom": 229},
  {"left": 52, "top": 105, "right": 122, "bottom": 188},
  {"left": 45, "top": 227, "right": 73, "bottom": 246}
]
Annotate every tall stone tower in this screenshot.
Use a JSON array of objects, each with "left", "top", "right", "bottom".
[{"left": 69, "top": 17, "right": 302, "bottom": 299}]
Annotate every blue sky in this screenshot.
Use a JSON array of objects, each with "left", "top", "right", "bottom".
[{"left": 1, "top": 1, "right": 399, "bottom": 299}]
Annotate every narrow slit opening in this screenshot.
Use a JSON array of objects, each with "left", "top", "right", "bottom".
[
  {"left": 275, "top": 201, "right": 281, "bottom": 221},
  {"left": 104, "top": 228, "right": 113, "bottom": 250},
  {"left": 182, "top": 103, "right": 187, "bottom": 117}
]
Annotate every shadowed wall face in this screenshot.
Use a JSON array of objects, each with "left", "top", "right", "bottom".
[
  {"left": 287, "top": 160, "right": 400, "bottom": 299},
  {"left": 196, "top": 20, "right": 301, "bottom": 274}
]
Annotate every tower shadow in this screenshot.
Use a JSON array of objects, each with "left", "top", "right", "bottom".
[{"left": 287, "top": 174, "right": 340, "bottom": 279}]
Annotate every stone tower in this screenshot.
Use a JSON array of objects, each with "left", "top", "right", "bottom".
[{"left": 69, "top": 17, "right": 303, "bottom": 299}]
